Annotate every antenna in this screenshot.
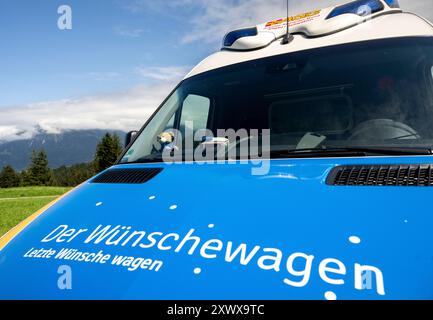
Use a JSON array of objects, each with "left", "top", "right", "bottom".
[{"left": 281, "top": 0, "right": 294, "bottom": 44}]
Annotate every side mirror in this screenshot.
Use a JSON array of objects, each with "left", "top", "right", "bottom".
[{"left": 125, "top": 131, "right": 139, "bottom": 147}]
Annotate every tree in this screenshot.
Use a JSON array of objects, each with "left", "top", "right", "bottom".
[
  {"left": 24, "top": 150, "right": 52, "bottom": 186},
  {"left": 52, "top": 163, "right": 95, "bottom": 187},
  {"left": 94, "top": 133, "right": 123, "bottom": 173},
  {"left": 20, "top": 170, "right": 30, "bottom": 186},
  {"left": 0, "top": 165, "right": 21, "bottom": 188}
]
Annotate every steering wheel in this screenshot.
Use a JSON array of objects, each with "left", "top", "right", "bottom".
[{"left": 349, "top": 119, "right": 420, "bottom": 141}]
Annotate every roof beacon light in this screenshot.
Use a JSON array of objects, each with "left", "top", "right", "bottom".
[
  {"left": 326, "top": 0, "right": 384, "bottom": 20},
  {"left": 223, "top": 27, "right": 258, "bottom": 47},
  {"left": 383, "top": 0, "right": 400, "bottom": 8},
  {"left": 223, "top": 26, "right": 276, "bottom": 51}
]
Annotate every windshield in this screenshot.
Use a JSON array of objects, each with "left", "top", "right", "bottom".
[{"left": 121, "top": 37, "right": 433, "bottom": 164}]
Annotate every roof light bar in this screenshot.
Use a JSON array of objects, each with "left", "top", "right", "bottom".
[{"left": 221, "top": 0, "right": 403, "bottom": 51}]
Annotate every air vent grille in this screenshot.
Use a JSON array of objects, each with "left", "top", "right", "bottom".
[
  {"left": 91, "top": 168, "right": 163, "bottom": 184},
  {"left": 327, "top": 165, "right": 433, "bottom": 186}
]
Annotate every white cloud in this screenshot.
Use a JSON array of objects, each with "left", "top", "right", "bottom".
[
  {"left": 0, "top": 82, "right": 176, "bottom": 141},
  {"left": 114, "top": 26, "right": 145, "bottom": 38},
  {"left": 0, "top": 63, "right": 192, "bottom": 142},
  {"left": 63, "top": 72, "right": 121, "bottom": 81},
  {"left": 0, "top": 126, "right": 27, "bottom": 141},
  {"left": 401, "top": 0, "right": 433, "bottom": 21},
  {"left": 181, "top": 0, "right": 287, "bottom": 44},
  {"left": 135, "top": 66, "right": 191, "bottom": 81},
  {"left": 121, "top": 0, "right": 196, "bottom": 14}
]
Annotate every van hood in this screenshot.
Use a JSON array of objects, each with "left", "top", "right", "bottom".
[{"left": 1, "top": 157, "right": 433, "bottom": 300}]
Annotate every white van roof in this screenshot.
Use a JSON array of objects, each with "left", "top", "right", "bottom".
[{"left": 185, "top": 5, "right": 433, "bottom": 79}]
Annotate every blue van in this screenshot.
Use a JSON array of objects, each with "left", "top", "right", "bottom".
[{"left": 1, "top": 0, "right": 433, "bottom": 300}]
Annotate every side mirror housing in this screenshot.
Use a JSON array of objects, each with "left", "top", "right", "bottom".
[{"left": 125, "top": 131, "right": 139, "bottom": 147}]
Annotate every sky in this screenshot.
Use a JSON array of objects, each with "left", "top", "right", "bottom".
[{"left": 0, "top": 0, "right": 433, "bottom": 141}]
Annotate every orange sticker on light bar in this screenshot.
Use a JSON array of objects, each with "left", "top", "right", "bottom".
[{"left": 265, "top": 9, "right": 321, "bottom": 28}]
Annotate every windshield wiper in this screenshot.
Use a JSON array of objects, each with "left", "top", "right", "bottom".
[
  {"left": 122, "top": 146, "right": 432, "bottom": 164},
  {"left": 126, "top": 150, "right": 189, "bottom": 164},
  {"left": 272, "top": 146, "right": 432, "bottom": 158},
  {"left": 124, "top": 153, "right": 166, "bottom": 164}
]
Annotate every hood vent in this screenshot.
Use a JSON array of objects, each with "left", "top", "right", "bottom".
[
  {"left": 327, "top": 165, "right": 433, "bottom": 186},
  {"left": 91, "top": 168, "right": 163, "bottom": 184}
]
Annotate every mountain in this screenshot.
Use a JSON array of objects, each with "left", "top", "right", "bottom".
[{"left": 0, "top": 129, "right": 126, "bottom": 171}]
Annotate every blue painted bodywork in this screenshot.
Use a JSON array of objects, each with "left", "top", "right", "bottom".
[{"left": 0, "top": 156, "right": 432, "bottom": 300}]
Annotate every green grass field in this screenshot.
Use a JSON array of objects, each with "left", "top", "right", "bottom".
[{"left": 0, "top": 187, "right": 71, "bottom": 237}]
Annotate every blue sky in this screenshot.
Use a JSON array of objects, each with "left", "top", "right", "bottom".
[
  {"left": 0, "top": 0, "right": 213, "bottom": 106},
  {"left": 0, "top": 0, "right": 432, "bottom": 140}
]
